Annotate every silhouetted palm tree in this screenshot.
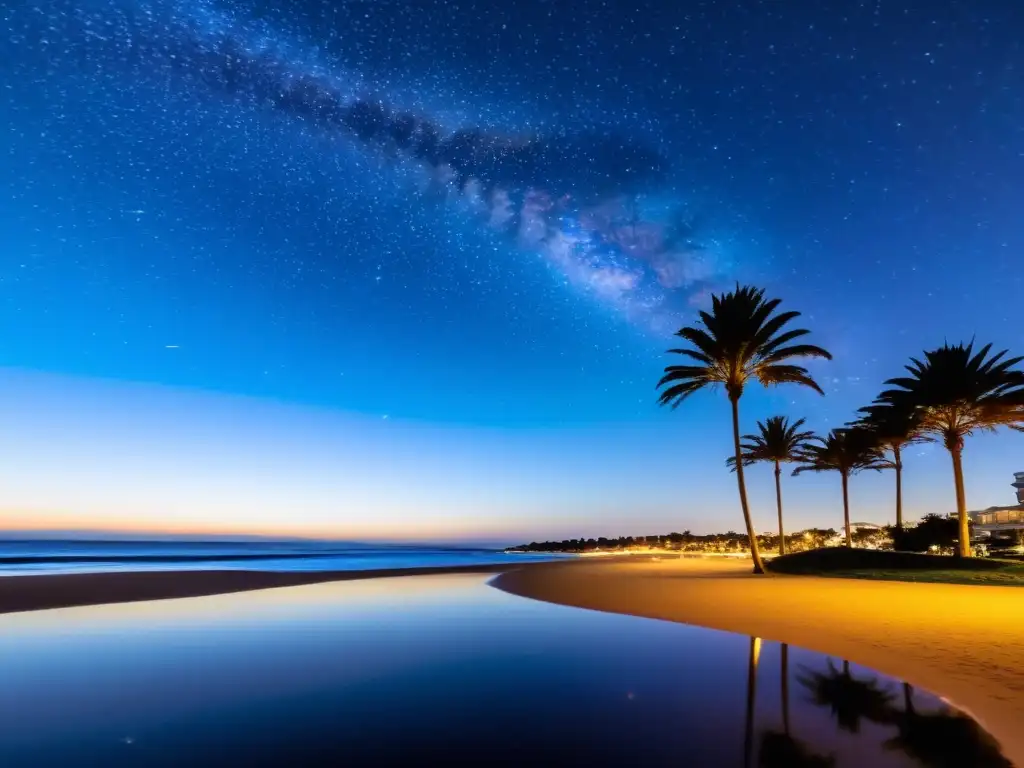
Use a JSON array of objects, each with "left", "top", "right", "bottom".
[
  {"left": 793, "top": 429, "right": 892, "bottom": 547},
  {"left": 854, "top": 401, "right": 922, "bottom": 531},
  {"left": 880, "top": 342, "right": 1024, "bottom": 557},
  {"left": 884, "top": 683, "right": 1011, "bottom": 767},
  {"left": 657, "top": 285, "right": 832, "bottom": 573},
  {"left": 728, "top": 416, "right": 815, "bottom": 555},
  {"left": 798, "top": 658, "right": 894, "bottom": 734}
]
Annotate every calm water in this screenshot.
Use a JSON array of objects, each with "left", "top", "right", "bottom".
[
  {"left": 0, "top": 540, "right": 567, "bottom": 575},
  {"left": 0, "top": 573, "right": 1007, "bottom": 767}
]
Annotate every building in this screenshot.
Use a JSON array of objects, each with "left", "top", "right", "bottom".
[
  {"left": 850, "top": 522, "right": 884, "bottom": 532},
  {"left": 972, "top": 506, "right": 1024, "bottom": 531},
  {"left": 969, "top": 471, "right": 1024, "bottom": 546}
]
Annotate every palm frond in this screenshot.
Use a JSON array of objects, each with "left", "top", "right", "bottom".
[
  {"left": 656, "top": 380, "right": 707, "bottom": 408},
  {"left": 853, "top": 398, "right": 926, "bottom": 455},
  {"left": 757, "top": 365, "right": 826, "bottom": 395},
  {"left": 759, "top": 327, "right": 810, "bottom": 356},
  {"left": 880, "top": 341, "right": 1024, "bottom": 443},
  {"left": 791, "top": 428, "right": 891, "bottom": 477},
  {"left": 751, "top": 310, "right": 801, "bottom": 350},
  {"left": 728, "top": 415, "right": 816, "bottom": 468},
  {"left": 763, "top": 344, "right": 834, "bottom": 365},
  {"left": 656, "top": 284, "right": 832, "bottom": 406},
  {"left": 665, "top": 348, "right": 715, "bottom": 365}
]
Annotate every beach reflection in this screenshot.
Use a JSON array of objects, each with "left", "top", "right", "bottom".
[{"left": 0, "top": 574, "right": 1006, "bottom": 767}]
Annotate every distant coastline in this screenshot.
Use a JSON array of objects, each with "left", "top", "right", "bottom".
[
  {"left": 0, "top": 551, "right": 342, "bottom": 566},
  {"left": 0, "top": 540, "right": 569, "bottom": 576}
]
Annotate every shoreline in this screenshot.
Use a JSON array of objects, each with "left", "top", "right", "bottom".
[
  {"left": 3, "top": 555, "right": 1021, "bottom": 763},
  {"left": 0, "top": 562, "right": 530, "bottom": 615},
  {"left": 492, "top": 556, "right": 1024, "bottom": 767}
]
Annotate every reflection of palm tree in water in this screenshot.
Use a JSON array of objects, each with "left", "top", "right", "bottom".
[
  {"left": 797, "top": 658, "right": 893, "bottom": 733},
  {"left": 884, "top": 682, "right": 1011, "bottom": 767},
  {"left": 743, "top": 636, "right": 760, "bottom": 768},
  {"left": 782, "top": 643, "right": 790, "bottom": 735},
  {"left": 757, "top": 644, "right": 835, "bottom": 768}
]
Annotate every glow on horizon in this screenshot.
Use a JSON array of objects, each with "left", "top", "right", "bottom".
[
  {"left": 2, "top": 369, "right": 1023, "bottom": 544},
  {"left": 0, "top": 369, "right": 687, "bottom": 543}
]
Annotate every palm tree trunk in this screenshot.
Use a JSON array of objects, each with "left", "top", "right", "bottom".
[
  {"left": 744, "top": 636, "right": 761, "bottom": 768},
  {"left": 842, "top": 471, "right": 852, "bottom": 547},
  {"left": 894, "top": 445, "right": 903, "bottom": 531},
  {"left": 731, "top": 395, "right": 766, "bottom": 574},
  {"left": 781, "top": 643, "right": 790, "bottom": 736},
  {"left": 774, "top": 461, "right": 785, "bottom": 556},
  {"left": 951, "top": 446, "right": 971, "bottom": 557}
]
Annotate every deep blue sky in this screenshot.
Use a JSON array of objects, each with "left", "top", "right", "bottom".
[{"left": 2, "top": 0, "right": 1023, "bottom": 543}]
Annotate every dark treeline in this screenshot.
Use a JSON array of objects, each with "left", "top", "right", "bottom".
[
  {"left": 508, "top": 528, "right": 841, "bottom": 554},
  {"left": 509, "top": 512, "right": 1024, "bottom": 557}
]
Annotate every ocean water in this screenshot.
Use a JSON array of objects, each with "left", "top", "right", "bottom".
[
  {"left": 0, "top": 572, "right": 1006, "bottom": 766},
  {"left": 0, "top": 539, "right": 568, "bottom": 575}
]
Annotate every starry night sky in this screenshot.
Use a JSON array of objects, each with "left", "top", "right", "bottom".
[{"left": 2, "top": 0, "right": 1023, "bottom": 542}]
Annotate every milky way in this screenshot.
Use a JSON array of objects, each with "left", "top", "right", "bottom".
[
  {"left": 25, "top": 0, "right": 727, "bottom": 331},
  {"left": 5, "top": 0, "right": 1024, "bottom": 526}
]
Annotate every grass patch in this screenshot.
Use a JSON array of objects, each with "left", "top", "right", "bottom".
[
  {"left": 767, "top": 547, "right": 1024, "bottom": 587},
  {"left": 818, "top": 567, "right": 1024, "bottom": 587}
]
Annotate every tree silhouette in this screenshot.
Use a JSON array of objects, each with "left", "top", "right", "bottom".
[
  {"left": 889, "top": 513, "right": 964, "bottom": 552},
  {"left": 879, "top": 341, "right": 1024, "bottom": 556},
  {"left": 883, "top": 683, "right": 1011, "bottom": 767},
  {"left": 854, "top": 400, "right": 923, "bottom": 531},
  {"left": 728, "top": 416, "right": 815, "bottom": 555},
  {"left": 797, "top": 659, "right": 894, "bottom": 734},
  {"left": 793, "top": 429, "right": 892, "bottom": 547},
  {"left": 658, "top": 285, "right": 831, "bottom": 573}
]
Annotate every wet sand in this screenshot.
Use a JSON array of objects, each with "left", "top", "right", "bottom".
[
  {"left": 493, "top": 556, "right": 1024, "bottom": 767},
  {"left": 0, "top": 562, "right": 522, "bottom": 615}
]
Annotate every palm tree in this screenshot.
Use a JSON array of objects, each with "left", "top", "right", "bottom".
[
  {"left": 793, "top": 429, "right": 891, "bottom": 547},
  {"left": 854, "top": 401, "right": 922, "bottom": 531},
  {"left": 728, "top": 416, "right": 815, "bottom": 555},
  {"left": 797, "top": 658, "right": 894, "bottom": 734},
  {"left": 879, "top": 342, "right": 1024, "bottom": 557},
  {"left": 657, "top": 285, "right": 832, "bottom": 573}
]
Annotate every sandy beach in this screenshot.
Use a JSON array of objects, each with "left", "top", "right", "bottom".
[{"left": 494, "top": 556, "right": 1024, "bottom": 766}]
